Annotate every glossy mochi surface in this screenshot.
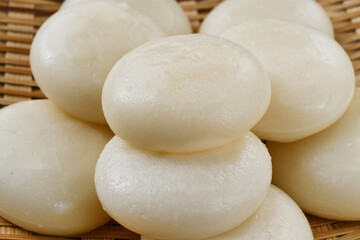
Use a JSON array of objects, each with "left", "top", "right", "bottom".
[
  {"left": 61, "top": 0, "right": 192, "bottom": 35},
  {"left": 141, "top": 186, "right": 313, "bottom": 240},
  {"left": 200, "top": 0, "right": 333, "bottom": 37},
  {"left": 269, "top": 88, "right": 360, "bottom": 221},
  {"left": 220, "top": 20, "right": 355, "bottom": 142},
  {"left": 0, "top": 100, "right": 113, "bottom": 236},
  {"left": 95, "top": 132, "right": 272, "bottom": 240},
  {"left": 30, "top": 2, "right": 166, "bottom": 123},
  {"left": 102, "top": 34, "right": 271, "bottom": 153}
]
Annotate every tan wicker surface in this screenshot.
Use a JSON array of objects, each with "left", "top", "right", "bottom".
[{"left": 0, "top": 0, "right": 360, "bottom": 239}]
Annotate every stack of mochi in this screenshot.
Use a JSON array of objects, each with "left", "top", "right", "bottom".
[
  {"left": 0, "top": 0, "right": 191, "bottom": 236},
  {"left": 0, "top": 0, "right": 358, "bottom": 240}
]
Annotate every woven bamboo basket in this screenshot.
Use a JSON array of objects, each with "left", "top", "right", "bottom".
[{"left": 0, "top": 0, "right": 360, "bottom": 239}]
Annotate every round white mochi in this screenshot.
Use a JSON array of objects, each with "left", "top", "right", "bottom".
[
  {"left": 141, "top": 186, "right": 313, "bottom": 240},
  {"left": 200, "top": 0, "right": 333, "bottom": 37},
  {"left": 95, "top": 132, "right": 272, "bottom": 240},
  {"left": 0, "top": 100, "right": 113, "bottom": 236},
  {"left": 102, "top": 34, "right": 271, "bottom": 153},
  {"left": 61, "top": 0, "right": 192, "bottom": 36},
  {"left": 206, "top": 186, "right": 313, "bottom": 240},
  {"left": 30, "top": 2, "right": 166, "bottom": 124},
  {"left": 268, "top": 88, "right": 360, "bottom": 221},
  {"left": 220, "top": 20, "right": 355, "bottom": 142}
]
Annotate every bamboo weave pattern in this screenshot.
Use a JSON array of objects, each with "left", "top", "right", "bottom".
[{"left": 0, "top": 0, "right": 360, "bottom": 239}]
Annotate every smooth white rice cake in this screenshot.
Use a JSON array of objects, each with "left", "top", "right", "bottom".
[
  {"left": 0, "top": 100, "right": 113, "bottom": 235},
  {"left": 205, "top": 186, "right": 313, "bottom": 240},
  {"left": 142, "top": 186, "right": 313, "bottom": 240},
  {"left": 269, "top": 88, "right": 360, "bottom": 220},
  {"left": 102, "top": 34, "right": 271, "bottom": 153},
  {"left": 220, "top": 20, "right": 355, "bottom": 142},
  {"left": 95, "top": 132, "right": 272, "bottom": 240},
  {"left": 30, "top": 2, "right": 166, "bottom": 124},
  {"left": 61, "top": 0, "right": 192, "bottom": 36},
  {"left": 200, "top": 0, "right": 333, "bottom": 37}
]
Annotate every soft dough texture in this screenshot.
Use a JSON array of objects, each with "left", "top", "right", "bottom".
[
  {"left": 206, "top": 186, "right": 313, "bottom": 240},
  {"left": 95, "top": 132, "right": 272, "bottom": 240},
  {"left": 200, "top": 0, "right": 333, "bottom": 37},
  {"left": 102, "top": 34, "right": 271, "bottom": 153},
  {"left": 61, "top": 0, "right": 192, "bottom": 36},
  {"left": 0, "top": 100, "right": 113, "bottom": 235},
  {"left": 269, "top": 88, "right": 360, "bottom": 221},
  {"left": 30, "top": 2, "right": 166, "bottom": 123},
  {"left": 141, "top": 186, "right": 313, "bottom": 240},
  {"left": 220, "top": 20, "right": 355, "bottom": 142}
]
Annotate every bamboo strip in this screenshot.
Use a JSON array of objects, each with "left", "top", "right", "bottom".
[{"left": 0, "top": 0, "right": 360, "bottom": 239}]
